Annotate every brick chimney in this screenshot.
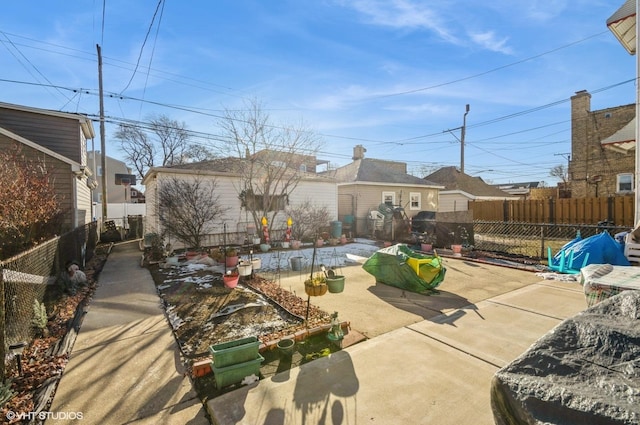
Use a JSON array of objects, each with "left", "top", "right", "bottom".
[{"left": 352, "top": 145, "right": 366, "bottom": 160}]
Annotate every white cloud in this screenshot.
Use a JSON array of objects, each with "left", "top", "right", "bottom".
[
  {"left": 469, "top": 31, "right": 514, "bottom": 55},
  {"left": 340, "top": 0, "right": 460, "bottom": 44}
]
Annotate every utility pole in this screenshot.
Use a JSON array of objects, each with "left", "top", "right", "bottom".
[
  {"left": 97, "top": 44, "right": 107, "bottom": 222},
  {"left": 444, "top": 104, "right": 470, "bottom": 173},
  {"left": 461, "top": 104, "right": 470, "bottom": 174}
]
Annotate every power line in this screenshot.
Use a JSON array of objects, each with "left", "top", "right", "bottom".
[
  {"left": 361, "top": 31, "right": 611, "bottom": 100},
  {"left": 120, "top": 0, "right": 165, "bottom": 94}
]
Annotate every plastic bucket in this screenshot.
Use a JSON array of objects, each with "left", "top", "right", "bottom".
[
  {"left": 290, "top": 256, "right": 304, "bottom": 271},
  {"left": 330, "top": 221, "right": 342, "bottom": 238}
]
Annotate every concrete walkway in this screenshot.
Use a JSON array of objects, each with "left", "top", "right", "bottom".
[
  {"left": 48, "top": 241, "right": 209, "bottom": 424},
  {"left": 46, "top": 240, "right": 588, "bottom": 424}
]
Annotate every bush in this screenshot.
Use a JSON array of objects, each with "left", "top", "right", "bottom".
[{"left": 285, "top": 200, "right": 330, "bottom": 242}]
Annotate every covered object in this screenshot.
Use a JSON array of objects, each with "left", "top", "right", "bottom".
[{"left": 362, "top": 244, "right": 445, "bottom": 294}]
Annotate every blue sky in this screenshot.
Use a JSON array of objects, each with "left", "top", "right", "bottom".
[{"left": 0, "top": 1, "right": 635, "bottom": 186}]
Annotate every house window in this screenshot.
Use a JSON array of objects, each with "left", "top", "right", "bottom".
[
  {"left": 382, "top": 191, "right": 395, "bottom": 206},
  {"left": 97, "top": 166, "right": 103, "bottom": 177},
  {"left": 240, "top": 190, "right": 288, "bottom": 211},
  {"left": 409, "top": 192, "right": 421, "bottom": 210},
  {"left": 617, "top": 173, "right": 633, "bottom": 192},
  {"left": 299, "top": 164, "right": 307, "bottom": 173}
]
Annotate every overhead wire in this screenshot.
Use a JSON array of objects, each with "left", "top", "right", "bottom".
[{"left": 120, "top": 0, "right": 165, "bottom": 95}]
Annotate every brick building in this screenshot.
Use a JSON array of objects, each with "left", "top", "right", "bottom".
[{"left": 569, "top": 90, "right": 635, "bottom": 198}]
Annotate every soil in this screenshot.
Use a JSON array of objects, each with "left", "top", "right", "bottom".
[
  {"left": 148, "top": 262, "right": 333, "bottom": 358},
  {"left": 147, "top": 258, "right": 339, "bottom": 401}
]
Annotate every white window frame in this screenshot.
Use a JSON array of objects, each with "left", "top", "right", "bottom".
[
  {"left": 617, "top": 173, "right": 634, "bottom": 193},
  {"left": 382, "top": 191, "right": 395, "bottom": 206},
  {"left": 409, "top": 192, "right": 421, "bottom": 210}
]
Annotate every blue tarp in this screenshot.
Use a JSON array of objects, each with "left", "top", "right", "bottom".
[{"left": 552, "top": 232, "right": 630, "bottom": 268}]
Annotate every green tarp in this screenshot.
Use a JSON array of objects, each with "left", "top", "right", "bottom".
[{"left": 362, "top": 244, "right": 446, "bottom": 294}]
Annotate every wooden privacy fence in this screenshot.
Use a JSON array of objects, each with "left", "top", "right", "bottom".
[{"left": 469, "top": 195, "right": 635, "bottom": 227}]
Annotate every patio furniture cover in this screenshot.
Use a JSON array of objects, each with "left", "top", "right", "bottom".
[{"left": 362, "top": 244, "right": 445, "bottom": 294}]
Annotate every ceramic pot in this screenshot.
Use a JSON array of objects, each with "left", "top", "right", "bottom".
[{"left": 260, "top": 243, "right": 271, "bottom": 252}]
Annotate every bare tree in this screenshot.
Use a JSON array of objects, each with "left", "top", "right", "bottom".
[
  {"left": 217, "top": 98, "right": 323, "bottom": 236},
  {"left": 115, "top": 114, "right": 214, "bottom": 179},
  {"left": 550, "top": 164, "right": 568, "bottom": 185},
  {"left": 158, "top": 176, "right": 228, "bottom": 250}
]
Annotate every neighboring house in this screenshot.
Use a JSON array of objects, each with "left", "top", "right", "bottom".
[
  {"left": 494, "top": 181, "right": 543, "bottom": 199},
  {"left": 88, "top": 150, "right": 138, "bottom": 204},
  {"left": 330, "top": 145, "right": 443, "bottom": 236},
  {"left": 569, "top": 90, "right": 635, "bottom": 198},
  {"left": 426, "top": 166, "right": 518, "bottom": 213},
  {"left": 0, "top": 102, "right": 96, "bottom": 230},
  {"left": 142, "top": 156, "right": 337, "bottom": 249}
]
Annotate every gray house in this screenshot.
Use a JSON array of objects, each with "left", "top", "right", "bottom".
[
  {"left": 425, "top": 166, "right": 518, "bottom": 213},
  {"left": 0, "top": 102, "right": 96, "bottom": 230}
]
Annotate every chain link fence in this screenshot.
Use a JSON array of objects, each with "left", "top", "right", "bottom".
[
  {"left": 472, "top": 221, "right": 629, "bottom": 260},
  {"left": 1, "top": 222, "right": 98, "bottom": 348}
]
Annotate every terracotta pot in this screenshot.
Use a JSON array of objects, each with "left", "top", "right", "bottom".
[
  {"left": 225, "top": 256, "right": 239, "bottom": 267},
  {"left": 291, "top": 240, "right": 301, "bottom": 249},
  {"left": 305, "top": 283, "right": 327, "bottom": 296},
  {"left": 451, "top": 244, "right": 463, "bottom": 256},
  {"left": 421, "top": 243, "right": 432, "bottom": 252},
  {"left": 316, "top": 239, "right": 324, "bottom": 248},
  {"left": 223, "top": 274, "right": 239, "bottom": 288}
]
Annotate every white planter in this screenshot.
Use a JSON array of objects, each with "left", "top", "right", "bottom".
[
  {"left": 251, "top": 258, "right": 261, "bottom": 270},
  {"left": 238, "top": 263, "right": 253, "bottom": 276},
  {"left": 282, "top": 242, "right": 290, "bottom": 249}
]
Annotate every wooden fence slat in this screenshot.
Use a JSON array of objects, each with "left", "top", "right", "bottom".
[{"left": 469, "top": 195, "right": 634, "bottom": 226}]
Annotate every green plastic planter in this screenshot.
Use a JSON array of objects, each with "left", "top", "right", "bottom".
[
  {"left": 212, "top": 354, "right": 264, "bottom": 389},
  {"left": 326, "top": 275, "right": 345, "bottom": 293},
  {"left": 209, "top": 336, "right": 260, "bottom": 368}
]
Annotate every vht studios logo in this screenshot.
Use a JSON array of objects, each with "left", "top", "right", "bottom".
[{"left": 6, "top": 410, "right": 84, "bottom": 421}]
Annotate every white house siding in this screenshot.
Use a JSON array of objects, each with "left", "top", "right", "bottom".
[
  {"left": 143, "top": 169, "right": 337, "bottom": 249},
  {"left": 438, "top": 193, "right": 470, "bottom": 213}
]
